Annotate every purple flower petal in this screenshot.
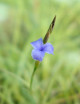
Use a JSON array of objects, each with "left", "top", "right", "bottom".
[
  {"left": 43, "top": 43, "right": 54, "bottom": 54},
  {"left": 31, "top": 38, "right": 43, "bottom": 50},
  {"left": 31, "top": 49, "right": 45, "bottom": 61}
]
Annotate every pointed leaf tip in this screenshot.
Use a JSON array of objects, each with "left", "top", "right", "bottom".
[{"left": 52, "top": 15, "right": 56, "bottom": 29}]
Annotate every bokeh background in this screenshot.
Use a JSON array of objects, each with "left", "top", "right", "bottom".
[{"left": 0, "top": 0, "right": 80, "bottom": 104}]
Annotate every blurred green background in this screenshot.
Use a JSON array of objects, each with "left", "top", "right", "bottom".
[{"left": 0, "top": 0, "right": 80, "bottom": 104}]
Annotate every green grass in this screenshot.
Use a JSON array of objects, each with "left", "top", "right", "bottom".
[{"left": 0, "top": 0, "right": 80, "bottom": 104}]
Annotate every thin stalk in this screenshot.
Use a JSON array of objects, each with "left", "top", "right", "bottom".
[
  {"left": 30, "top": 65, "right": 37, "bottom": 89},
  {"left": 30, "top": 61, "right": 40, "bottom": 89}
]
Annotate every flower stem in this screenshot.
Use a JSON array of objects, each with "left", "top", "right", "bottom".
[{"left": 30, "top": 61, "right": 40, "bottom": 89}]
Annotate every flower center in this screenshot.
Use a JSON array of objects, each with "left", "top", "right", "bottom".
[{"left": 40, "top": 47, "right": 44, "bottom": 51}]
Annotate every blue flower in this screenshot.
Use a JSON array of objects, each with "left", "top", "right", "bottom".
[{"left": 31, "top": 38, "right": 54, "bottom": 61}]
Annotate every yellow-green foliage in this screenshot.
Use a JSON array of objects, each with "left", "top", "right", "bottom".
[{"left": 0, "top": 0, "right": 80, "bottom": 104}]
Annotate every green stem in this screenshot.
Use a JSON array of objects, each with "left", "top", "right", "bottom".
[
  {"left": 30, "top": 66, "right": 36, "bottom": 89},
  {"left": 30, "top": 61, "right": 40, "bottom": 89}
]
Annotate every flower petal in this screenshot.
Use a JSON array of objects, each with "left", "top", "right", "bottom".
[
  {"left": 31, "top": 38, "right": 43, "bottom": 49},
  {"left": 43, "top": 43, "right": 54, "bottom": 54},
  {"left": 31, "top": 49, "right": 45, "bottom": 61}
]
